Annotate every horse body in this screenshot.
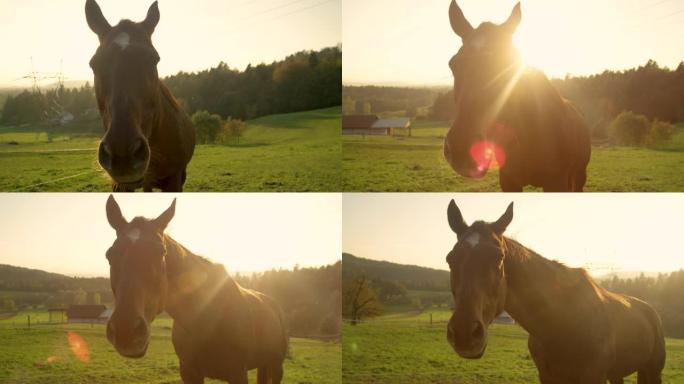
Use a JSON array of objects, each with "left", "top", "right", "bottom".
[
  {"left": 86, "top": 1, "right": 195, "bottom": 192},
  {"left": 502, "top": 239, "right": 664, "bottom": 383},
  {"left": 444, "top": 1, "right": 591, "bottom": 191},
  {"left": 492, "top": 70, "right": 591, "bottom": 191},
  {"left": 104, "top": 196, "right": 287, "bottom": 384},
  {"left": 163, "top": 238, "right": 287, "bottom": 384},
  {"left": 445, "top": 201, "right": 665, "bottom": 384},
  {"left": 139, "top": 85, "right": 195, "bottom": 192}
]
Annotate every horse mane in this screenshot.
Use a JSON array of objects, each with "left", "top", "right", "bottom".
[
  {"left": 502, "top": 236, "right": 599, "bottom": 293},
  {"left": 159, "top": 82, "right": 181, "bottom": 112},
  {"left": 507, "top": 66, "right": 566, "bottom": 119},
  {"left": 161, "top": 233, "right": 240, "bottom": 297}
]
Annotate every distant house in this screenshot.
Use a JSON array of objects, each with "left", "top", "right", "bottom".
[
  {"left": 494, "top": 311, "right": 515, "bottom": 324},
  {"left": 66, "top": 304, "right": 111, "bottom": 323},
  {"left": 342, "top": 114, "right": 411, "bottom": 136}
]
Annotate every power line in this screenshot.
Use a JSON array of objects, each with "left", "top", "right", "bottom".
[
  {"left": 639, "top": 0, "right": 678, "bottom": 11},
  {"left": 237, "top": 0, "right": 313, "bottom": 24},
  {"left": 228, "top": 0, "right": 336, "bottom": 34}
]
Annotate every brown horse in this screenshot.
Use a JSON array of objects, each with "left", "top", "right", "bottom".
[
  {"left": 443, "top": 1, "right": 591, "bottom": 191},
  {"left": 445, "top": 201, "right": 665, "bottom": 383},
  {"left": 104, "top": 195, "right": 288, "bottom": 383},
  {"left": 86, "top": 1, "right": 195, "bottom": 192}
]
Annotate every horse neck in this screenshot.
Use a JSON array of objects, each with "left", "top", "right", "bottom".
[
  {"left": 150, "top": 81, "right": 180, "bottom": 134},
  {"left": 501, "top": 237, "right": 600, "bottom": 337},
  {"left": 499, "top": 68, "right": 565, "bottom": 129},
  {"left": 162, "top": 235, "right": 238, "bottom": 324}
]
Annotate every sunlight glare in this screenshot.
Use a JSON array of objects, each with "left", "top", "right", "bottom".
[{"left": 67, "top": 331, "right": 90, "bottom": 363}]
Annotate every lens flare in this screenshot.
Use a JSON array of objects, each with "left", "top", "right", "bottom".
[
  {"left": 469, "top": 140, "right": 506, "bottom": 176},
  {"left": 67, "top": 331, "right": 90, "bottom": 363},
  {"left": 46, "top": 355, "right": 60, "bottom": 363}
]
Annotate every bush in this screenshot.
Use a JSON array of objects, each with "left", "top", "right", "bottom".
[
  {"left": 191, "top": 110, "right": 222, "bottom": 144},
  {"left": 647, "top": 119, "right": 675, "bottom": 148},
  {"left": 217, "top": 118, "right": 247, "bottom": 145},
  {"left": 609, "top": 111, "right": 650, "bottom": 146}
]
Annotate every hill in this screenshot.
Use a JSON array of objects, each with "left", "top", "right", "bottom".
[
  {"left": 0, "top": 107, "right": 341, "bottom": 192},
  {"left": 342, "top": 253, "right": 449, "bottom": 292},
  {"left": 0, "top": 264, "right": 109, "bottom": 293}
]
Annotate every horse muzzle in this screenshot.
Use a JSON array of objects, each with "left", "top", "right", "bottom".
[
  {"left": 98, "top": 137, "right": 150, "bottom": 184},
  {"left": 447, "top": 319, "right": 488, "bottom": 359},
  {"left": 106, "top": 315, "right": 150, "bottom": 358},
  {"left": 444, "top": 141, "right": 489, "bottom": 179}
]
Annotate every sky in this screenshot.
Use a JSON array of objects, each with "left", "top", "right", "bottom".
[
  {"left": 343, "top": 193, "right": 684, "bottom": 276},
  {"left": 0, "top": 193, "right": 341, "bottom": 277},
  {"left": 0, "top": 0, "right": 341, "bottom": 88},
  {"left": 343, "top": 0, "right": 684, "bottom": 85}
]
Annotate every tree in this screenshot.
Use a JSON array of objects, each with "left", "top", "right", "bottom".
[
  {"left": 609, "top": 111, "right": 650, "bottom": 146},
  {"left": 647, "top": 120, "right": 675, "bottom": 148},
  {"left": 1, "top": 299, "right": 16, "bottom": 312},
  {"left": 220, "top": 118, "right": 247, "bottom": 145},
  {"left": 191, "top": 110, "right": 223, "bottom": 144},
  {"left": 343, "top": 275, "right": 381, "bottom": 325},
  {"left": 73, "top": 288, "right": 87, "bottom": 305},
  {"left": 88, "top": 292, "right": 102, "bottom": 305}
]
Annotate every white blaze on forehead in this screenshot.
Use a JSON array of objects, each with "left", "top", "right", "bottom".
[
  {"left": 127, "top": 227, "right": 141, "bottom": 243},
  {"left": 113, "top": 32, "right": 130, "bottom": 50},
  {"left": 464, "top": 232, "right": 480, "bottom": 247},
  {"left": 470, "top": 35, "right": 486, "bottom": 51}
]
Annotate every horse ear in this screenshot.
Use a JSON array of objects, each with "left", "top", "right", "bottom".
[
  {"left": 141, "top": 1, "right": 160, "bottom": 35},
  {"left": 501, "top": 2, "right": 521, "bottom": 34},
  {"left": 106, "top": 195, "right": 127, "bottom": 231},
  {"left": 449, "top": 0, "right": 474, "bottom": 39},
  {"left": 447, "top": 200, "right": 468, "bottom": 236},
  {"left": 85, "top": 0, "right": 111, "bottom": 41},
  {"left": 154, "top": 198, "right": 176, "bottom": 230},
  {"left": 492, "top": 202, "right": 514, "bottom": 235}
]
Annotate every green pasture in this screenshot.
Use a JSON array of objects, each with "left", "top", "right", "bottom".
[
  {"left": 0, "top": 107, "right": 341, "bottom": 192},
  {"left": 342, "top": 309, "right": 684, "bottom": 384},
  {"left": 342, "top": 121, "right": 684, "bottom": 191},
  {"left": 0, "top": 311, "right": 340, "bottom": 384}
]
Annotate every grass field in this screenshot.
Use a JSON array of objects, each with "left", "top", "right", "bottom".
[
  {"left": 342, "top": 121, "right": 684, "bottom": 191},
  {"left": 0, "top": 311, "right": 340, "bottom": 384},
  {"left": 342, "top": 309, "right": 684, "bottom": 384},
  {"left": 0, "top": 107, "right": 341, "bottom": 192}
]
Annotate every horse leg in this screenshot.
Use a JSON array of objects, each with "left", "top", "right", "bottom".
[
  {"left": 179, "top": 360, "right": 204, "bottom": 384},
  {"left": 542, "top": 172, "right": 572, "bottom": 192},
  {"left": 112, "top": 183, "right": 135, "bottom": 192},
  {"left": 499, "top": 171, "right": 523, "bottom": 192},
  {"left": 257, "top": 366, "right": 269, "bottom": 384},
  {"left": 270, "top": 363, "right": 284, "bottom": 384},
  {"left": 573, "top": 166, "right": 587, "bottom": 192},
  {"left": 637, "top": 364, "right": 663, "bottom": 384},
  {"left": 160, "top": 172, "right": 183, "bottom": 192},
  {"left": 227, "top": 369, "right": 248, "bottom": 384}
]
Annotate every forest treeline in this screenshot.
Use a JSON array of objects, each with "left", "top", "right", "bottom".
[
  {"left": 342, "top": 255, "right": 684, "bottom": 338},
  {"left": 0, "top": 45, "right": 341, "bottom": 125},
  {"left": 344, "top": 60, "right": 684, "bottom": 132},
  {"left": 602, "top": 270, "right": 684, "bottom": 338},
  {"left": 235, "top": 262, "right": 341, "bottom": 338},
  {"left": 0, "top": 262, "right": 341, "bottom": 338}
]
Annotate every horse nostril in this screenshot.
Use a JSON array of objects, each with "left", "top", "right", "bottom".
[
  {"left": 98, "top": 142, "right": 112, "bottom": 170},
  {"left": 132, "top": 317, "right": 147, "bottom": 338},
  {"left": 471, "top": 321, "right": 484, "bottom": 340},
  {"left": 131, "top": 138, "right": 149, "bottom": 167}
]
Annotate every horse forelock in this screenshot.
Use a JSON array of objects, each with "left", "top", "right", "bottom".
[{"left": 103, "top": 20, "right": 152, "bottom": 46}]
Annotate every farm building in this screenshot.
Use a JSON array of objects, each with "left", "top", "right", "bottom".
[
  {"left": 66, "top": 304, "right": 111, "bottom": 324},
  {"left": 47, "top": 307, "right": 66, "bottom": 323},
  {"left": 494, "top": 311, "right": 515, "bottom": 324},
  {"left": 342, "top": 114, "right": 411, "bottom": 136}
]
